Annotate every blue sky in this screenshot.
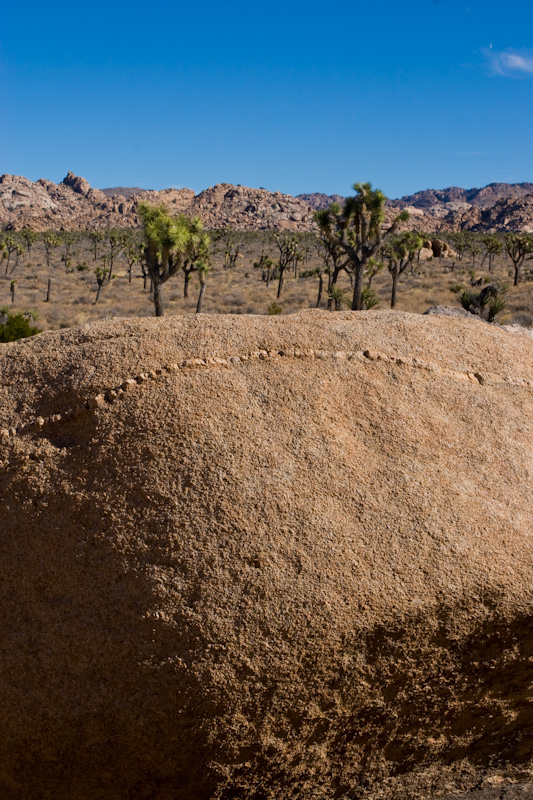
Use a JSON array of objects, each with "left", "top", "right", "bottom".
[{"left": 1, "top": 0, "right": 532, "bottom": 198}]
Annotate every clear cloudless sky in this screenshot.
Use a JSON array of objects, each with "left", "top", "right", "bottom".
[{"left": 1, "top": 0, "right": 532, "bottom": 198}]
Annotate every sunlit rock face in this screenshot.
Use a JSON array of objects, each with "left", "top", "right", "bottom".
[{"left": 1, "top": 310, "right": 532, "bottom": 800}]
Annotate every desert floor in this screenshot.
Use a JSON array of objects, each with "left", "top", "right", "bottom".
[{"left": 2, "top": 233, "right": 532, "bottom": 331}]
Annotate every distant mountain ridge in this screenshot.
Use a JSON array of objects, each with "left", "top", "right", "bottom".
[
  {"left": 1, "top": 172, "right": 533, "bottom": 232},
  {"left": 393, "top": 182, "right": 533, "bottom": 213}
]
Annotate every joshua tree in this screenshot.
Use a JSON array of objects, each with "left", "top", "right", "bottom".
[
  {"left": 196, "top": 262, "right": 211, "bottom": 314},
  {"left": 316, "top": 183, "right": 409, "bottom": 310},
  {"left": 222, "top": 230, "right": 240, "bottom": 269},
  {"left": 3, "top": 236, "right": 20, "bottom": 275},
  {"left": 274, "top": 233, "right": 299, "bottom": 299},
  {"left": 365, "top": 257, "right": 383, "bottom": 289},
  {"left": 301, "top": 267, "right": 326, "bottom": 308},
  {"left": 93, "top": 264, "right": 109, "bottom": 304},
  {"left": 88, "top": 231, "right": 104, "bottom": 261},
  {"left": 254, "top": 253, "right": 274, "bottom": 287},
  {"left": 61, "top": 231, "right": 77, "bottom": 271},
  {"left": 106, "top": 231, "right": 124, "bottom": 283},
  {"left": 469, "top": 241, "right": 482, "bottom": 268},
  {"left": 386, "top": 232, "right": 423, "bottom": 308},
  {"left": 181, "top": 217, "right": 211, "bottom": 299},
  {"left": 314, "top": 207, "right": 350, "bottom": 307},
  {"left": 124, "top": 241, "right": 141, "bottom": 284},
  {"left": 481, "top": 235, "right": 502, "bottom": 272},
  {"left": 20, "top": 229, "right": 37, "bottom": 256},
  {"left": 447, "top": 231, "right": 470, "bottom": 262},
  {"left": 139, "top": 202, "right": 210, "bottom": 317},
  {"left": 43, "top": 232, "right": 61, "bottom": 268},
  {"left": 6, "top": 242, "right": 25, "bottom": 275},
  {"left": 504, "top": 233, "right": 533, "bottom": 286}
]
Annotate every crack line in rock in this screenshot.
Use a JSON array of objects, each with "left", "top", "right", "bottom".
[{"left": 1, "top": 347, "right": 531, "bottom": 443}]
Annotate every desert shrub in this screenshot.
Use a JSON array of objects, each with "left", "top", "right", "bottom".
[
  {"left": 329, "top": 285, "right": 349, "bottom": 311},
  {"left": 268, "top": 302, "right": 282, "bottom": 315},
  {"left": 458, "top": 282, "right": 508, "bottom": 323},
  {"left": 0, "top": 312, "right": 40, "bottom": 342},
  {"left": 459, "top": 290, "right": 473, "bottom": 310},
  {"left": 361, "top": 286, "right": 379, "bottom": 309},
  {"left": 487, "top": 295, "right": 507, "bottom": 323},
  {"left": 511, "top": 312, "right": 533, "bottom": 327},
  {"left": 223, "top": 291, "right": 247, "bottom": 307},
  {"left": 76, "top": 262, "right": 90, "bottom": 271},
  {"left": 449, "top": 284, "right": 463, "bottom": 294}
]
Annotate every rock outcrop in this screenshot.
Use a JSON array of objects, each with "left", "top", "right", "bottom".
[
  {"left": 0, "top": 174, "right": 315, "bottom": 232},
  {"left": 450, "top": 194, "right": 533, "bottom": 233},
  {"left": 3, "top": 172, "right": 533, "bottom": 233},
  {"left": 394, "top": 182, "right": 533, "bottom": 215},
  {"left": 296, "top": 192, "right": 346, "bottom": 210},
  {"left": 0, "top": 173, "right": 140, "bottom": 231},
  {"left": 1, "top": 310, "right": 532, "bottom": 800}
]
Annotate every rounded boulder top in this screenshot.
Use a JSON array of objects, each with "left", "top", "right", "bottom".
[{"left": 0, "top": 310, "right": 532, "bottom": 800}]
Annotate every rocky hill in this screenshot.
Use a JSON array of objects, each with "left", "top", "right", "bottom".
[
  {"left": 1, "top": 310, "right": 533, "bottom": 800},
  {"left": 449, "top": 193, "right": 533, "bottom": 233},
  {"left": 394, "top": 182, "right": 533, "bottom": 217},
  {"left": 2, "top": 171, "right": 533, "bottom": 233},
  {"left": 296, "top": 191, "right": 346, "bottom": 209},
  {"left": 0, "top": 173, "right": 316, "bottom": 233}
]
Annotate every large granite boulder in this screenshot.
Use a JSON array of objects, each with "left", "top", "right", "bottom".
[{"left": 0, "top": 310, "right": 532, "bottom": 799}]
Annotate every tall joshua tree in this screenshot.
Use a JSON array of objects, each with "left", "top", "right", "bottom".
[
  {"left": 139, "top": 202, "right": 210, "bottom": 317},
  {"left": 317, "top": 183, "right": 409, "bottom": 310},
  {"left": 182, "top": 217, "right": 211, "bottom": 299},
  {"left": 314, "top": 206, "right": 349, "bottom": 308},
  {"left": 504, "top": 233, "right": 533, "bottom": 286},
  {"left": 274, "top": 233, "right": 299, "bottom": 299},
  {"left": 385, "top": 232, "right": 423, "bottom": 308}
]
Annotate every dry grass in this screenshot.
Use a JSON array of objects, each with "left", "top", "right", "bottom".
[{"left": 1, "top": 234, "right": 532, "bottom": 331}]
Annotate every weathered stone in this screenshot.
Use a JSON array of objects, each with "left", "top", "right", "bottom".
[{"left": 0, "top": 310, "right": 532, "bottom": 800}]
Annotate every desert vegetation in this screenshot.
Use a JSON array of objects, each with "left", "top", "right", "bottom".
[{"left": 1, "top": 199, "right": 533, "bottom": 332}]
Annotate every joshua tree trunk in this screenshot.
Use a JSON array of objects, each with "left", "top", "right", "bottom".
[
  {"left": 277, "top": 269, "right": 285, "bottom": 299},
  {"left": 46, "top": 278, "right": 51, "bottom": 302},
  {"left": 391, "top": 273, "right": 399, "bottom": 308},
  {"left": 316, "top": 273, "right": 323, "bottom": 308},
  {"left": 196, "top": 280, "right": 206, "bottom": 314},
  {"left": 184, "top": 271, "right": 190, "bottom": 298},
  {"left": 351, "top": 265, "right": 365, "bottom": 311},
  {"left": 153, "top": 280, "right": 165, "bottom": 316},
  {"left": 327, "top": 265, "right": 343, "bottom": 310}
]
